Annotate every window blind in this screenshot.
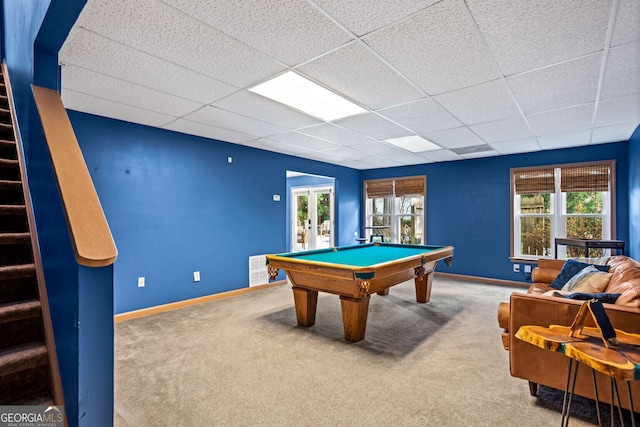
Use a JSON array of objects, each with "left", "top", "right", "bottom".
[
  {"left": 395, "top": 177, "right": 425, "bottom": 197},
  {"left": 513, "top": 168, "right": 555, "bottom": 195},
  {"left": 560, "top": 164, "right": 609, "bottom": 193},
  {"left": 366, "top": 180, "right": 393, "bottom": 198}
]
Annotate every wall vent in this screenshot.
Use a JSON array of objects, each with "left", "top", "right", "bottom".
[{"left": 249, "top": 254, "right": 269, "bottom": 287}]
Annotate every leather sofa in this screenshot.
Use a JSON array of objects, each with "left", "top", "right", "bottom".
[{"left": 497, "top": 255, "right": 640, "bottom": 410}]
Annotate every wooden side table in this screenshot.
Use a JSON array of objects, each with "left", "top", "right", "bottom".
[{"left": 516, "top": 301, "right": 639, "bottom": 426}]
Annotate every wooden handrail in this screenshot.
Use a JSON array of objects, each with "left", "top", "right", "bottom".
[{"left": 31, "top": 85, "right": 117, "bottom": 267}]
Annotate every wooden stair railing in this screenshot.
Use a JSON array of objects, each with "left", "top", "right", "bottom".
[{"left": 0, "top": 61, "right": 65, "bottom": 411}]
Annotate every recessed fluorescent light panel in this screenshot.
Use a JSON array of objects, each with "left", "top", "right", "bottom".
[
  {"left": 248, "top": 71, "right": 366, "bottom": 121},
  {"left": 385, "top": 135, "right": 440, "bottom": 152}
]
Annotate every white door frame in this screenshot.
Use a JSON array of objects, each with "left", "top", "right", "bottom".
[{"left": 291, "top": 186, "right": 334, "bottom": 251}]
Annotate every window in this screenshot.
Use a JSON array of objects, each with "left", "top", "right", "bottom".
[
  {"left": 511, "top": 161, "right": 615, "bottom": 259},
  {"left": 364, "top": 176, "right": 425, "bottom": 244}
]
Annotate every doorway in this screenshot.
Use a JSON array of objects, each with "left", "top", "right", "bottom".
[{"left": 292, "top": 186, "right": 334, "bottom": 251}]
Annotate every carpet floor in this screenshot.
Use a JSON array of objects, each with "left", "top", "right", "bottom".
[{"left": 115, "top": 277, "right": 622, "bottom": 426}]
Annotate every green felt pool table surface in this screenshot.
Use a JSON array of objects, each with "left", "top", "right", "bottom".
[{"left": 271, "top": 243, "right": 448, "bottom": 268}]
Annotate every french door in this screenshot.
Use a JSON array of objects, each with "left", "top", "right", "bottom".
[{"left": 292, "top": 187, "right": 334, "bottom": 251}]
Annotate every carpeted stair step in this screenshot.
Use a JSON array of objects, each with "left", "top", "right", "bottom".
[
  {"left": 0, "top": 232, "right": 30, "bottom": 245},
  {"left": 0, "top": 180, "right": 24, "bottom": 205},
  {"left": 0, "top": 140, "right": 17, "bottom": 160},
  {"left": 0, "top": 123, "right": 13, "bottom": 141},
  {"left": 0, "top": 300, "right": 41, "bottom": 324},
  {"left": 10, "top": 391, "right": 54, "bottom": 406},
  {"left": 0, "top": 264, "right": 35, "bottom": 281},
  {"left": 0, "top": 205, "right": 28, "bottom": 233},
  {"left": 0, "top": 158, "right": 19, "bottom": 180},
  {"left": 0, "top": 342, "right": 48, "bottom": 377}
]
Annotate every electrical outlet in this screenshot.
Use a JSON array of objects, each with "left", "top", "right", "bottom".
[
  {"left": 193, "top": 271, "right": 200, "bottom": 282},
  {"left": 524, "top": 265, "right": 532, "bottom": 273},
  {"left": 513, "top": 264, "right": 520, "bottom": 273},
  {"left": 138, "top": 277, "right": 145, "bottom": 287}
]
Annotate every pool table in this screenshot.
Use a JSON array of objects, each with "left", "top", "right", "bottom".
[{"left": 266, "top": 242, "right": 454, "bottom": 342}]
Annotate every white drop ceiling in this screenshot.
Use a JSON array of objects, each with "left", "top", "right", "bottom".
[{"left": 59, "top": 0, "right": 640, "bottom": 170}]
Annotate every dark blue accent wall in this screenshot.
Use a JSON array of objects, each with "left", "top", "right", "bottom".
[
  {"left": 361, "top": 142, "right": 630, "bottom": 282},
  {"left": 68, "top": 111, "right": 361, "bottom": 314},
  {"left": 629, "top": 125, "right": 640, "bottom": 260}
]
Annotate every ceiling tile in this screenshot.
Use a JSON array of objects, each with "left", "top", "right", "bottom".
[
  {"left": 537, "top": 130, "right": 592, "bottom": 150},
  {"left": 489, "top": 138, "right": 541, "bottom": 155},
  {"left": 527, "top": 104, "right": 594, "bottom": 136},
  {"left": 376, "top": 98, "right": 462, "bottom": 134},
  {"left": 213, "top": 91, "right": 321, "bottom": 129},
  {"left": 460, "top": 150, "right": 500, "bottom": 159},
  {"left": 296, "top": 123, "right": 376, "bottom": 146},
  {"left": 298, "top": 42, "right": 423, "bottom": 110},
  {"left": 320, "top": 146, "right": 370, "bottom": 161},
  {"left": 314, "top": 0, "right": 440, "bottom": 36},
  {"left": 268, "top": 132, "right": 341, "bottom": 151},
  {"left": 162, "top": 0, "right": 353, "bottom": 66},
  {"left": 591, "top": 123, "right": 639, "bottom": 144},
  {"left": 337, "top": 159, "right": 380, "bottom": 169},
  {"left": 333, "top": 113, "right": 412, "bottom": 140},
  {"left": 358, "top": 156, "right": 405, "bottom": 168},
  {"left": 469, "top": 116, "right": 532, "bottom": 143},
  {"left": 243, "top": 138, "right": 311, "bottom": 157},
  {"left": 363, "top": 0, "right": 500, "bottom": 95},
  {"left": 595, "top": 93, "right": 640, "bottom": 127},
  {"left": 162, "top": 119, "right": 256, "bottom": 144},
  {"left": 349, "top": 141, "right": 399, "bottom": 155},
  {"left": 61, "top": 65, "right": 202, "bottom": 117},
  {"left": 466, "top": 0, "right": 611, "bottom": 75},
  {"left": 62, "top": 89, "right": 175, "bottom": 127},
  {"left": 506, "top": 53, "right": 602, "bottom": 114},
  {"left": 432, "top": 79, "right": 520, "bottom": 125},
  {"left": 75, "top": 0, "right": 285, "bottom": 87},
  {"left": 59, "top": 28, "right": 238, "bottom": 104},
  {"left": 374, "top": 147, "right": 428, "bottom": 164},
  {"left": 418, "top": 149, "right": 462, "bottom": 162},
  {"left": 601, "top": 40, "right": 640, "bottom": 99},
  {"left": 611, "top": 0, "right": 640, "bottom": 47},
  {"left": 182, "top": 106, "right": 286, "bottom": 138},
  {"left": 422, "top": 127, "right": 486, "bottom": 149}
]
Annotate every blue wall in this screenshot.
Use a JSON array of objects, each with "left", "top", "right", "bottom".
[
  {"left": 69, "top": 111, "right": 361, "bottom": 314},
  {"left": 629, "top": 125, "right": 640, "bottom": 260},
  {"left": 361, "top": 142, "right": 630, "bottom": 282}
]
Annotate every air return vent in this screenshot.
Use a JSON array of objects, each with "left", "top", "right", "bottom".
[{"left": 249, "top": 254, "right": 269, "bottom": 287}]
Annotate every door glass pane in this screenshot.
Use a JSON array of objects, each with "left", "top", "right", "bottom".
[
  {"left": 316, "top": 192, "right": 331, "bottom": 249},
  {"left": 296, "top": 194, "right": 308, "bottom": 251},
  {"left": 520, "top": 217, "right": 551, "bottom": 256}
]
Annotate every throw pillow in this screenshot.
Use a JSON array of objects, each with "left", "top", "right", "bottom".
[
  {"left": 549, "top": 259, "right": 610, "bottom": 290},
  {"left": 561, "top": 265, "right": 612, "bottom": 293}
]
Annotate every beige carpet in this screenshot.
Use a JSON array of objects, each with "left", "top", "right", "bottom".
[{"left": 115, "top": 278, "right": 615, "bottom": 426}]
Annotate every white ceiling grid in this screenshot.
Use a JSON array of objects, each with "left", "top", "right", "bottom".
[{"left": 58, "top": 0, "right": 640, "bottom": 169}]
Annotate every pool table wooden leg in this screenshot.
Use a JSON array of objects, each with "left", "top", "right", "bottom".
[
  {"left": 377, "top": 288, "right": 389, "bottom": 296},
  {"left": 415, "top": 271, "right": 434, "bottom": 303},
  {"left": 292, "top": 286, "right": 318, "bottom": 327},
  {"left": 339, "top": 295, "right": 370, "bottom": 342}
]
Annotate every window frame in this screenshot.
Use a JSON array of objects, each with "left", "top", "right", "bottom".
[
  {"left": 510, "top": 160, "right": 616, "bottom": 261},
  {"left": 364, "top": 176, "right": 426, "bottom": 244}
]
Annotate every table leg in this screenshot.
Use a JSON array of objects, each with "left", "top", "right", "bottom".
[
  {"left": 377, "top": 288, "right": 389, "bottom": 296},
  {"left": 339, "top": 295, "right": 370, "bottom": 342},
  {"left": 562, "top": 359, "right": 579, "bottom": 427},
  {"left": 627, "top": 382, "right": 636, "bottom": 427},
  {"left": 292, "top": 287, "right": 318, "bottom": 327},
  {"left": 414, "top": 268, "right": 433, "bottom": 303},
  {"left": 591, "top": 369, "right": 602, "bottom": 427}
]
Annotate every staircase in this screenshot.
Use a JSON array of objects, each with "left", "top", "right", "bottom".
[{"left": 0, "top": 65, "right": 63, "bottom": 406}]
